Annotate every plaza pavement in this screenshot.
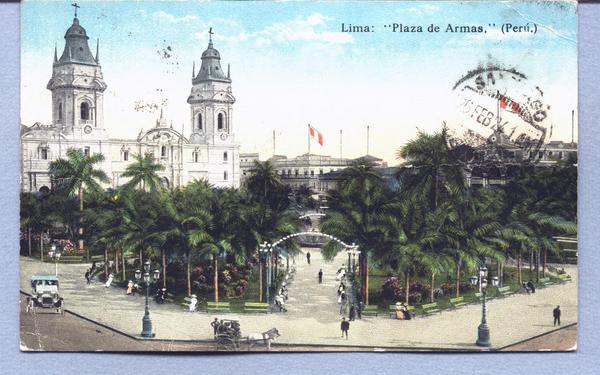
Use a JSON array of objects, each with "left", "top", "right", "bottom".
[{"left": 19, "top": 251, "right": 577, "bottom": 350}]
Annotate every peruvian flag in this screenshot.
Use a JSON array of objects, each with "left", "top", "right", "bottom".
[
  {"left": 309, "top": 125, "right": 324, "bottom": 146},
  {"left": 499, "top": 95, "right": 521, "bottom": 114}
]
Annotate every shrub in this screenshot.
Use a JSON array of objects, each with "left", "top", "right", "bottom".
[{"left": 381, "top": 277, "right": 403, "bottom": 303}]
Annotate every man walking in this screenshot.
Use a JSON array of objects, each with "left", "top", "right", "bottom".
[
  {"left": 341, "top": 317, "right": 350, "bottom": 339},
  {"left": 318, "top": 269, "right": 323, "bottom": 283},
  {"left": 84, "top": 269, "right": 91, "bottom": 285},
  {"left": 553, "top": 305, "right": 561, "bottom": 326},
  {"left": 306, "top": 251, "right": 311, "bottom": 265}
]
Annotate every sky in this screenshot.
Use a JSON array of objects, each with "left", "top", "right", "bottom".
[{"left": 21, "top": 0, "right": 578, "bottom": 164}]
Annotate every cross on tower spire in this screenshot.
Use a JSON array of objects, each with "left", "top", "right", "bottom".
[
  {"left": 208, "top": 27, "right": 214, "bottom": 42},
  {"left": 71, "top": 3, "right": 80, "bottom": 18}
]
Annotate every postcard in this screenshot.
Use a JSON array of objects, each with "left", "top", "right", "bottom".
[{"left": 20, "top": 0, "right": 577, "bottom": 352}]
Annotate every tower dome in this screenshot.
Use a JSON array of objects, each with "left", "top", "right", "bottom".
[
  {"left": 57, "top": 17, "right": 98, "bottom": 66},
  {"left": 193, "top": 31, "right": 230, "bottom": 84}
]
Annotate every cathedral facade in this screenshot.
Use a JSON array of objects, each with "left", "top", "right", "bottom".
[{"left": 21, "top": 15, "right": 240, "bottom": 193}]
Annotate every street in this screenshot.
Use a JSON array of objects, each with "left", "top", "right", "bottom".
[{"left": 20, "top": 253, "right": 577, "bottom": 351}]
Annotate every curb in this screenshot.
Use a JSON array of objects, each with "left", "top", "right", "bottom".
[{"left": 497, "top": 322, "right": 577, "bottom": 351}]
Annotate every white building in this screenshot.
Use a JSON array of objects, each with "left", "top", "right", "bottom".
[{"left": 21, "top": 14, "right": 240, "bottom": 193}]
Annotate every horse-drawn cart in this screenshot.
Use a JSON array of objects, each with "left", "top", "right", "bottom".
[
  {"left": 213, "top": 319, "right": 242, "bottom": 350},
  {"left": 211, "top": 319, "right": 280, "bottom": 351}
]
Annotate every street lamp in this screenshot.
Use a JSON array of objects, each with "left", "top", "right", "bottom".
[
  {"left": 260, "top": 244, "right": 273, "bottom": 304},
  {"left": 48, "top": 244, "right": 61, "bottom": 277},
  {"left": 135, "top": 260, "right": 160, "bottom": 338},
  {"left": 345, "top": 247, "right": 352, "bottom": 280},
  {"left": 471, "top": 265, "right": 499, "bottom": 347}
]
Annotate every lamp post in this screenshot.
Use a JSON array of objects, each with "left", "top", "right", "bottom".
[
  {"left": 259, "top": 241, "right": 267, "bottom": 303},
  {"left": 135, "top": 260, "right": 160, "bottom": 338},
  {"left": 471, "top": 265, "right": 499, "bottom": 347},
  {"left": 48, "top": 244, "right": 61, "bottom": 277},
  {"left": 346, "top": 247, "right": 352, "bottom": 280},
  {"left": 260, "top": 244, "right": 273, "bottom": 304}
]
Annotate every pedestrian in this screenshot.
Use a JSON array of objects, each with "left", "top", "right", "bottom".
[
  {"left": 211, "top": 318, "right": 219, "bottom": 337},
  {"left": 527, "top": 279, "right": 536, "bottom": 294},
  {"left": 339, "top": 291, "right": 347, "bottom": 314},
  {"left": 104, "top": 273, "right": 114, "bottom": 288},
  {"left": 349, "top": 304, "right": 356, "bottom": 321},
  {"left": 90, "top": 261, "right": 97, "bottom": 279},
  {"left": 84, "top": 269, "right": 90, "bottom": 284},
  {"left": 341, "top": 317, "right": 350, "bottom": 339},
  {"left": 553, "top": 305, "right": 561, "bottom": 326},
  {"left": 318, "top": 269, "right": 323, "bottom": 283},
  {"left": 132, "top": 283, "right": 138, "bottom": 296},
  {"left": 357, "top": 300, "right": 363, "bottom": 319},
  {"left": 306, "top": 251, "right": 311, "bottom": 265},
  {"left": 189, "top": 294, "right": 198, "bottom": 312},
  {"left": 126, "top": 280, "right": 133, "bottom": 295}
]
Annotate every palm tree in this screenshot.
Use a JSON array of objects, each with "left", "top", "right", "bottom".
[
  {"left": 321, "top": 160, "right": 391, "bottom": 304},
  {"left": 122, "top": 152, "right": 165, "bottom": 191},
  {"left": 397, "top": 128, "right": 466, "bottom": 211},
  {"left": 49, "top": 148, "right": 109, "bottom": 260},
  {"left": 20, "top": 192, "right": 43, "bottom": 257},
  {"left": 167, "top": 181, "right": 213, "bottom": 296},
  {"left": 245, "top": 160, "right": 283, "bottom": 207}
]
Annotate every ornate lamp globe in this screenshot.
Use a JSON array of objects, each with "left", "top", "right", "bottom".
[{"left": 491, "top": 276, "right": 499, "bottom": 287}]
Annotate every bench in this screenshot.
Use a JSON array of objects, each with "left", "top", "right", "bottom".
[
  {"left": 497, "top": 286, "right": 514, "bottom": 297},
  {"left": 449, "top": 296, "right": 467, "bottom": 308},
  {"left": 539, "top": 277, "right": 554, "bottom": 287},
  {"left": 421, "top": 302, "right": 440, "bottom": 315},
  {"left": 59, "top": 255, "right": 84, "bottom": 263},
  {"left": 244, "top": 302, "right": 269, "bottom": 313},
  {"left": 207, "top": 301, "right": 231, "bottom": 313},
  {"left": 165, "top": 293, "right": 176, "bottom": 304},
  {"left": 388, "top": 304, "right": 416, "bottom": 318},
  {"left": 557, "top": 274, "right": 572, "bottom": 283},
  {"left": 362, "top": 305, "right": 379, "bottom": 317}
]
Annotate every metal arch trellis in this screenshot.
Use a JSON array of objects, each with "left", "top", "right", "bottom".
[
  {"left": 258, "top": 231, "right": 359, "bottom": 306},
  {"left": 268, "top": 231, "right": 357, "bottom": 249}
]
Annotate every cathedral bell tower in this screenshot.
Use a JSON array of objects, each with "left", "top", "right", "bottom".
[
  {"left": 47, "top": 6, "right": 107, "bottom": 138},
  {"left": 187, "top": 28, "right": 236, "bottom": 145}
]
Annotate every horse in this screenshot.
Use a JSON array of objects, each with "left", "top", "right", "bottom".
[{"left": 245, "top": 328, "right": 280, "bottom": 351}]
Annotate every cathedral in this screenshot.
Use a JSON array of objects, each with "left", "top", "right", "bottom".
[{"left": 20, "top": 12, "right": 241, "bottom": 193}]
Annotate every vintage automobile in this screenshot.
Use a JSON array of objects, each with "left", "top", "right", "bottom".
[{"left": 27, "top": 275, "right": 64, "bottom": 314}]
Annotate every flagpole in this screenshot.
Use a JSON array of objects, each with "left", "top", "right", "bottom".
[
  {"left": 308, "top": 124, "right": 311, "bottom": 155},
  {"left": 273, "top": 130, "right": 276, "bottom": 156},
  {"left": 340, "top": 129, "right": 343, "bottom": 159},
  {"left": 366, "top": 125, "right": 370, "bottom": 155},
  {"left": 571, "top": 109, "right": 575, "bottom": 144},
  {"left": 497, "top": 90, "right": 500, "bottom": 131}
]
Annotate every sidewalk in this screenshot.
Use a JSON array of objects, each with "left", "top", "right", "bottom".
[{"left": 19, "top": 253, "right": 577, "bottom": 350}]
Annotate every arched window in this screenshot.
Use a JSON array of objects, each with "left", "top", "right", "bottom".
[
  {"left": 58, "top": 102, "right": 63, "bottom": 121},
  {"left": 161, "top": 146, "right": 167, "bottom": 158},
  {"left": 223, "top": 152, "right": 228, "bottom": 162},
  {"left": 223, "top": 171, "right": 228, "bottom": 181},
  {"left": 80, "top": 102, "right": 90, "bottom": 120},
  {"left": 197, "top": 113, "right": 203, "bottom": 131},
  {"left": 217, "top": 113, "right": 225, "bottom": 131}
]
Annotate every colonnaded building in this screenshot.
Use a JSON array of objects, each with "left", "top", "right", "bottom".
[{"left": 21, "top": 14, "right": 240, "bottom": 193}]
